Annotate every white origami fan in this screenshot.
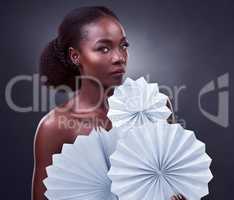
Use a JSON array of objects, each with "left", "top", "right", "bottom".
[
  {"left": 108, "top": 121, "right": 213, "bottom": 200},
  {"left": 108, "top": 77, "right": 172, "bottom": 128},
  {"left": 43, "top": 128, "right": 120, "bottom": 200}
]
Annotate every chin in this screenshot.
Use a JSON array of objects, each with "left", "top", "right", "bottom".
[
  {"left": 112, "top": 77, "right": 124, "bottom": 86},
  {"left": 113, "top": 73, "right": 125, "bottom": 84},
  {"left": 103, "top": 75, "right": 124, "bottom": 90}
]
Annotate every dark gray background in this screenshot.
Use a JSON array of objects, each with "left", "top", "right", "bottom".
[{"left": 1, "top": 0, "right": 233, "bottom": 199}]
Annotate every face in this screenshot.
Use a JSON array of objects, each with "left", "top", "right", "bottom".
[{"left": 70, "top": 16, "right": 129, "bottom": 88}]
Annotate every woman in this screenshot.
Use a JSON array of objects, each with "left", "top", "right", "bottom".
[{"left": 31, "top": 6, "right": 186, "bottom": 200}]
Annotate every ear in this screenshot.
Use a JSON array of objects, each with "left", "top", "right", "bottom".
[{"left": 68, "top": 47, "right": 80, "bottom": 65}]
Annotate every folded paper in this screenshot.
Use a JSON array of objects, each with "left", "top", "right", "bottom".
[
  {"left": 108, "top": 121, "right": 213, "bottom": 200},
  {"left": 108, "top": 77, "right": 172, "bottom": 128},
  {"left": 43, "top": 128, "right": 120, "bottom": 200}
]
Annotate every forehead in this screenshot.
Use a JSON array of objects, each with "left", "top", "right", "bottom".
[{"left": 81, "top": 17, "right": 126, "bottom": 44}]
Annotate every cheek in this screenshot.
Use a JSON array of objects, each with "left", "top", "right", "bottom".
[
  {"left": 81, "top": 53, "right": 109, "bottom": 75},
  {"left": 83, "top": 53, "right": 102, "bottom": 66},
  {"left": 122, "top": 50, "right": 129, "bottom": 63},
  {"left": 80, "top": 50, "right": 125, "bottom": 87}
]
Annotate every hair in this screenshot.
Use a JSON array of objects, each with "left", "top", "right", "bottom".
[{"left": 39, "top": 6, "right": 120, "bottom": 91}]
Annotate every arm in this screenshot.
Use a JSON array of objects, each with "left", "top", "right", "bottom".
[{"left": 31, "top": 117, "right": 62, "bottom": 200}]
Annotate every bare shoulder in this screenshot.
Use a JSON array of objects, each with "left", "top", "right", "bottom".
[
  {"left": 34, "top": 109, "right": 74, "bottom": 157},
  {"left": 32, "top": 109, "right": 72, "bottom": 200},
  {"left": 34, "top": 111, "right": 61, "bottom": 164}
]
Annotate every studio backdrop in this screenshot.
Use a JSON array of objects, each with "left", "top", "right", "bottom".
[{"left": 1, "top": 0, "right": 233, "bottom": 199}]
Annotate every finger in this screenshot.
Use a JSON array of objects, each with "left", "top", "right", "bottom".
[
  {"left": 170, "top": 195, "right": 179, "bottom": 200},
  {"left": 178, "top": 194, "right": 187, "bottom": 200},
  {"left": 175, "top": 194, "right": 183, "bottom": 200}
]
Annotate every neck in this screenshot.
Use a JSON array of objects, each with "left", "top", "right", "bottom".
[{"left": 71, "top": 79, "right": 114, "bottom": 114}]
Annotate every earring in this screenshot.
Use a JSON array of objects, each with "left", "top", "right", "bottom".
[
  {"left": 75, "top": 60, "right": 80, "bottom": 66},
  {"left": 75, "top": 56, "right": 80, "bottom": 66}
]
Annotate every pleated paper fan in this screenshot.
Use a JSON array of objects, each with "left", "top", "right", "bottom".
[
  {"left": 43, "top": 128, "right": 120, "bottom": 200},
  {"left": 107, "top": 77, "right": 172, "bottom": 128},
  {"left": 108, "top": 121, "right": 213, "bottom": 200},
  {"left": 98, "top": 124, "right": 132, "bottom": 169}
]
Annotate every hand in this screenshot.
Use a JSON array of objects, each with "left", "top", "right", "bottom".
[{"left": 170, "top": 194, "right": 187, "bottom": 200}]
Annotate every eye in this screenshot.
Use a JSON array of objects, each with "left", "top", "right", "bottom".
[
  {"left": 121, "top": 42, "right": 130, "bottom": 50},
  {"left": 97, "top": 46, "right": 110, "bottom": 54}
]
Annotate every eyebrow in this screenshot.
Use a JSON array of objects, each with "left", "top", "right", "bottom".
[{"left": 95, "top": 36, "right": 127, "bottom": 44}]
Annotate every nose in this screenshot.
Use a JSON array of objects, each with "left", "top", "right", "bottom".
[{"left": 111, "top": 49, "right": 126, "bottom": 65}]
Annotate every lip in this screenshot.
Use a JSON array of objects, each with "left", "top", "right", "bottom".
[{"left": 110, "top": 68, "right": 126, "bottom": 75}]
